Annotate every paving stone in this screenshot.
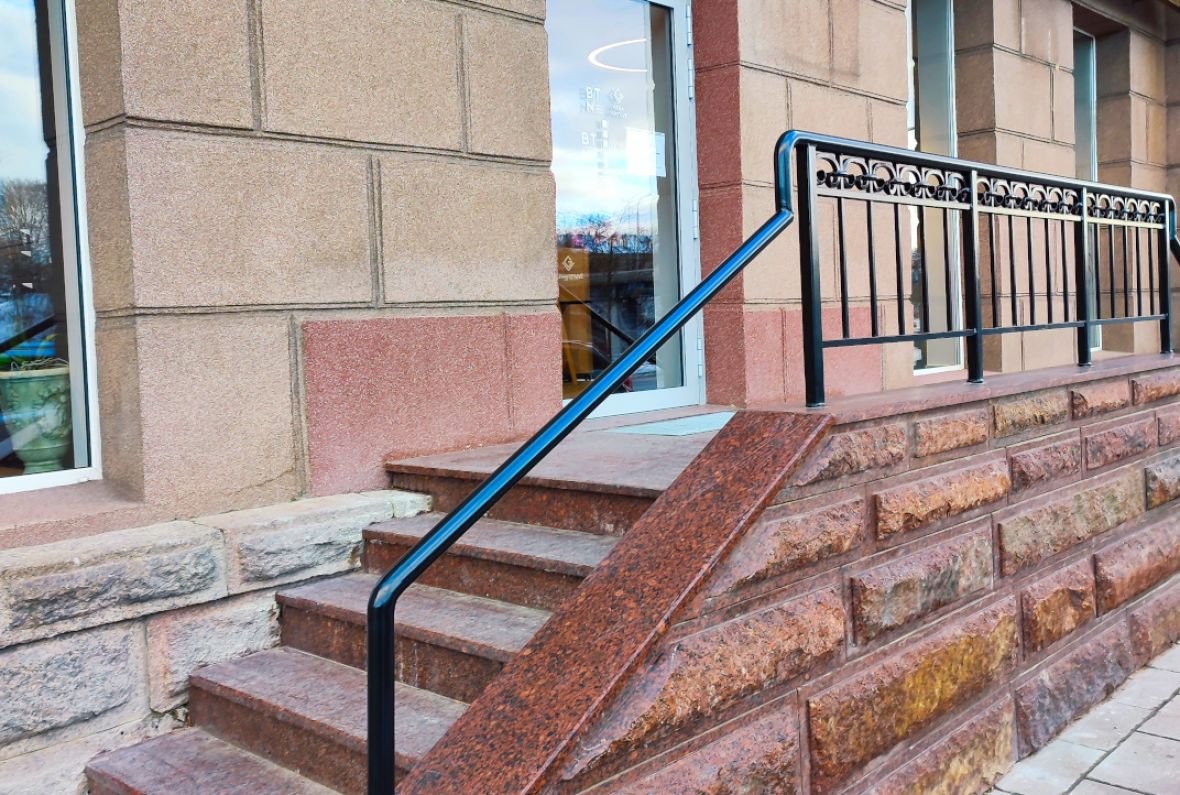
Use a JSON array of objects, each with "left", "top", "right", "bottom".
[
  {"left": 1069, "top": 781, "right": 1141, "bottom": 794},
  {"left": 997, "top": 468, "right": 1143, "bottom": 576},
  {"left": 1148, "top": 643, "right": 1180, "bottom": 673},
  {"left": 1057, "top": 699, "right": 1151, "bottom": 751},
  {"left": 1110, "top": 667, "right": 1180, "bottom": 710},
  {"left": 874, "top": 458, "right": 1010, "bottom": 538},
  {"left": 1138, "top": 694, "right": 1180, "bottom": 740},
  {"left": 1089, "top": 731, "right": 1180, "bottom": 793},
  {"left": 994, "top": 740, "right": 1103, "bottom": 795}
]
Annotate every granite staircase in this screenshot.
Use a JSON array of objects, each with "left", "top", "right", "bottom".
[{"left": 84, "top": 452, "right": 667, "bottom": 794}]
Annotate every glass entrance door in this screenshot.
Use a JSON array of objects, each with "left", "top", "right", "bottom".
[{"left": 546, "top": 0, "right": 701, "bottom": 414}]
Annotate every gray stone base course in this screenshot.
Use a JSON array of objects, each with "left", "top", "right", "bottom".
[{"left": 0, "top": 489, "right": 430, "bottom": 787}]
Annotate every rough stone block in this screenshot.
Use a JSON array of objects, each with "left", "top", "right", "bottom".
[
  {"left": 381, "top": 159, "right": 554, "bottom": 303},
  {"left": 1132, "top": 369, "right": 1180, "bottom": 405},
  {"left": 992, "top": 390, "right": 1069, "bottom": 438},
  {"left": 997, "top": 468, "right": 1144, "bottom": 575},
  {"left": 913, "top": 408, "right": 989, "bottom": 458},
  {"left": 201, "top": 491, "right": 426, "bottom": 592},
  {"left": 0, "top": 522, "right": 227, "bottom": 648},
  {"left": 1071, "top": 381, "right": 1131, "bottom": 419},
  {"left": 146, "top": 592, "right": 280, "bottom": 710},
  {"left": 807, "top": 600, "right": 1019, "bottom": 792},
  {"left": 571, "top": 589, "right": 844, "bottom": 773},
  {"left": 1146, "top": 452, "right": 1180, "bottom": 508},
  {"left": 262, "top": 0, "right": 462, "bottom": 148},
  {"left": 1158, "top": 405, "right": 1180, "bottom": 446},
  {"left": 123, "top": 129, "right": 372, "bottom": 307},
  {"left": 874, "top": 458, "right": 1010, "bottom": 539},
  {"left": 1008, "top": 433, "right": 1081, "bottom": 494},
  {"left": 708, "top": 498, "right": 863, "bottom": 595},
  {"left": 1083, "top": 414, "right": 1156, "bottom": 470},
  {"left": 869, "top": 699, "right": 1015, "bottom": 795},
  {"left": 851, "top": 525, "right": 992, "bottom": 643},
  {"left": 614, "top": 706, "right": 799, "bottom": 794},
  {"left": 1014, "top": 622, "right": 1134, "bottom": 753},
  {"left": 0, "top": 626, "right": 148, "bottom": 761},
  {"left": 1128, "top": 576, "right": 1180, "bottom": 664},
  {"left": 1021, "top": 559, "right": 1096, "bottom": 653},
  {"left": 796, "top": 423, "right": 907, "bottom": 485},
  {"left": 1094, "top": 518, "right": 1180, "bottom": 612}
]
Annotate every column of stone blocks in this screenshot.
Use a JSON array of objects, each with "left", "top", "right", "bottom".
[{"left": 75, "top": 0, "right": 562, "bottom": 510}]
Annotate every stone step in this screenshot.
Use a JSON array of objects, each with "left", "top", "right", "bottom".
[
  {"left": 385, "top": 466, "right": 655, "bottom": 535},
  {"left": 188, "top": 647, "right": 466, "bottom": 794},
  {"left": 278, "top": 574, "right": 551, "bottom": 702},
  {"left": 86, "top": 728, "right": 339, "bottom": 795},
  {"left": 364, "top": 513, "right": 617, "bottom": 610}
]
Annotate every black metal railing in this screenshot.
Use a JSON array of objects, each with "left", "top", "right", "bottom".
[
  {"left": 366, "top": 131, "right": 1180, "bottom": 792},
  {"left": 796, "top": 136, "right": 1178, "bottom": 406}
]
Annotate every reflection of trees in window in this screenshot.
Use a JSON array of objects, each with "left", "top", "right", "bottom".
[{"left": 0, "top": 179, "right": 52, "bottom": 330}]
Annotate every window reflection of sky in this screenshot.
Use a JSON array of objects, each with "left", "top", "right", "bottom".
[
  {"left": 547, "top": 0, "right": 661, "bottom": 238},
  {"left": 0, "top": 0, "right": 46, "bottom": 181}
]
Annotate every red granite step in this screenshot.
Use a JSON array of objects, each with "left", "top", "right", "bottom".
[
  {"left": 86, "top": 728, "right": 338, "bottom": 795},
  {"left": 278, "top": 574, "right": 551, "bottom": 701},
  {"left": 364, "top": 513, "right": 617, "bottom": 610},
  {"left": 188, "top": 647, "right": 465, "bottom": 794}
]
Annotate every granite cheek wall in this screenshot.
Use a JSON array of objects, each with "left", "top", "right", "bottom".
[{"left": 400, "top": 360, "right": 1180, "bottom": 794}]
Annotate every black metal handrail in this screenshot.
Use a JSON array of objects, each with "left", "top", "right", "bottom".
[{"left": 366, "top": 131, "right": 1180, "bottom": 791}]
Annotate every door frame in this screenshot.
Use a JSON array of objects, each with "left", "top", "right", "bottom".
[{"left": 552, "top": 0, "right": 705, "bottom": 418}]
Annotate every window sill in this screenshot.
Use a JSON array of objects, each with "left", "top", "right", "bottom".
[{"left": 0, "top": 479, "right": 168, "bottom": 552}]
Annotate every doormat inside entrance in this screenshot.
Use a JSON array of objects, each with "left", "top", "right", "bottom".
[{"left": 606, "top": 411, "right": 735, "bottom": 437}]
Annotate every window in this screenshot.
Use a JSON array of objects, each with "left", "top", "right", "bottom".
[
  {"left": 907, "top": 0, "right": 960, "bottom": 371},
  {"left": 0, "top": 0, "right": 96, "bottom": 493}
]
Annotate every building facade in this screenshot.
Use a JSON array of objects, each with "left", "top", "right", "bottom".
[{"left": 3, "top": 0, "right": 1180, "bottom": 791}]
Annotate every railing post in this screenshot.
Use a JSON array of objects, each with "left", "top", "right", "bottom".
[
  {"left": 964, "top": 169, "right": 984, "bottom": 383},
  {"left": 1075, "top": 187, "right": 1093, "bottom": 367},
  {"left": 798, "top": 143, "right": 825, "bottom": 407},
  {"left": 1159, "top": 202, "right": 1173, "bottom": 354}
]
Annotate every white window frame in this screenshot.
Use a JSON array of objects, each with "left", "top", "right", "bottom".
[{"left": 0, "top": 0, "right": 101, "bottom": 496}]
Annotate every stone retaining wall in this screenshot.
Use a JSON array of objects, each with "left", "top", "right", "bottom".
[
  {"left": 0, "top": 490, "right": 429, "bottom": 793},
  {"left": 567, "top": 365, "right": 1180, "bottom": 793}
]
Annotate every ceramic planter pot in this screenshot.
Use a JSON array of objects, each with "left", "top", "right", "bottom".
[{"left": 0, "top": 366, "right": 71, "bottom": 474}]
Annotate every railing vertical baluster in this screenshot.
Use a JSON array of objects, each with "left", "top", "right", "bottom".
[
  {"left": 1044, "top": 217, "right": 1054, "bottom": 324},
  {"left": 988, "top": 212, "right": 1000, "bottom": 327},
  {"left": 867, "top": 202, "right": 879, "bottom": 337},
  {"left": 919, "top": 209, "right": 931, "bottom": 335},
  {"left": 1061, "top": 219, "right": 1071, "bottom": 322},
  {"left": 894, "top": 204, "right": 906, "bottom": 336},
  {"left": 964, "top": 170, "right": 984, "bottom": 383},
  {"left": 1107, "top": 224, "right": 1116, "bottom": 318},
  {"left": 1149, "top": 220, "right": 1158, "bottom": 314},
  {"left": 1136, "top": 226, "right": 1144, "bottom": 317},
  {"left": 1122, "top": 225, "right": 1131, "bottom": 318},
  {"left": 837, "top": 196, "right": 850, "bottom": 338},
  {"left": 1075, "top": 189, "right": 1093, "bottom": 366},
  {"left": 799, "top": 144, "right": 826, "bottom": 406},
  {"left": 1027, "top": 216, "right": 1037, "bottom": 325},
  {"left": 1093, "top": 224, "right": 1103, "bottom": 320},
  {"left": 942, "top": 207, "right": 954, "bottom": 330},
  {"left": 1159, "top": 203, "right": 1173, "bottom": 353},
  {"left": 1007, "top": 214, "right": 1019, "bottom": 326}
]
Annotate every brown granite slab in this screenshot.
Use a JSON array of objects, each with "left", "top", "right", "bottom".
[{"left": 396, "top": 410, "right": 832, "bottom": 795}]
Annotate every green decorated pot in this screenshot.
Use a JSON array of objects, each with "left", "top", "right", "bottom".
[{"left": 0, "top": 366, "right": 71, "bottom": 474}]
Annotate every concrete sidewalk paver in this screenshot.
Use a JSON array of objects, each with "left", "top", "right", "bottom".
[{"left": 991, "top": 641, "right": 1180, "bottom": 795}]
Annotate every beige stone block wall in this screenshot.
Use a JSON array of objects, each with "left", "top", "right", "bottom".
[{"left": 72, "top": 0, "right": 556, "bottom": 518}]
